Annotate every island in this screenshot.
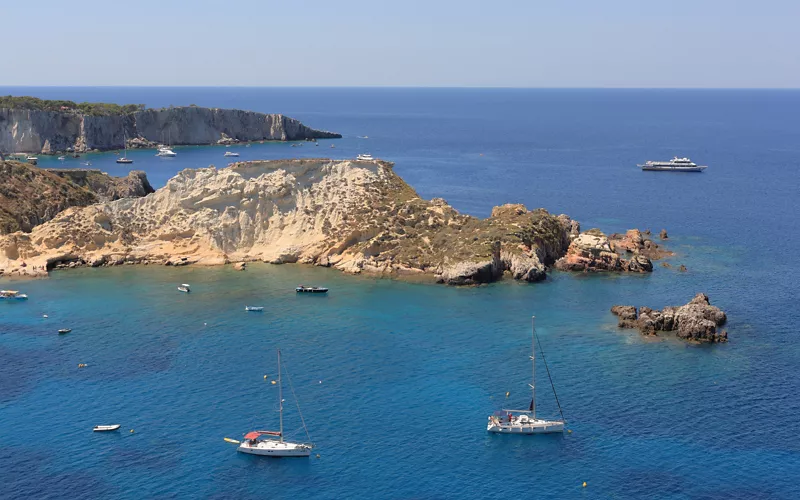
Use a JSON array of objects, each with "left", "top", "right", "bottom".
[
  {"left": 0, "top": 96, "right": 341, "bottom": 155},
  {"left": 0, "top": 158, "right": 662, "bottom": 283}
]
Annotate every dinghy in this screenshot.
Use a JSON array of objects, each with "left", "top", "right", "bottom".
[
  {"left": 245, "top": 306, "right": 264, "bottom": 312},
  {"left": 58, "top": 328, "right": 72, "bottom": 335},
  {"left": 178, "top": 284, "right": 191, "bottom": 293},
  {"left": 93, "top": 424, "right": 121, "bottom": 432}
]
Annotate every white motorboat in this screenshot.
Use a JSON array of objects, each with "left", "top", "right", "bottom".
[
  {"left": 638, "top": 157, "right": 707, "bottom": 172},
  {"left": 237, "top": 349, "right": 313, "bottom": 457},
  {"left": 245, "top": 306, "right": 264, "bottom": 312},
  {"left": 26, "top": 156, "right": 38, "bottom": 165},
  {"left": 356, "top": 153, "right": 373, "bottom": 161},
  {"left": 58, "top": 156, "right": 66, "bottom": 161},
  {"left": 58, "top": 328, "right": 72, "bottom": 335},
  {"left": 295, "top": 285, "right": 328, "bottom": 294},
  {"left": 156, "top": 147, "right": 177, "bottom": 157},
  {"left": 487, "top": 316, "right": 566, "bottom": 434},
  {"left": 224, "top": 151, "right": 240, "bottom": 157},
  {"left": 93, "top": 424, "right": 121, "bottom": 432},
  {"left": 178, "top": 284, "right": 191, "bottom": 293},
  {"left": 0, "top": 290, "right": 28, "bottom": 300}
]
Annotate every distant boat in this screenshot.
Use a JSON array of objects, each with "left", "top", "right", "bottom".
[
  {"left": 156, "top": 147, "right": 177, "bottom": 157},
  {"left": 487, "top": 316, "right": 565, "bottom": 434},
  {"left": 357, "top": 136, "right": 369, "bottom": 139},
  {"left": 356, "top": 154, "right": 374, "bottom": 161},
  {"left": 82, "top": 161, "right": 92, "bottom": 166},
  {"left": 237, "top": 349, "right": 313, "bottom": 457},
  {"left": 330, "top": 144, "right": 335, "bottom": 148},
  {"left": 58, "top": 156, "right": 66, "bottom": 161},
  {"left": 26, "top": 156, "right": 38, "bottom": 165},
  {"left": 638, "top": 157, "right": 707, "bottom": 172},
  {"left": 224, "top": 151, "right": 240, "bottom": 157},
  {"left": 178, "top": 284, "right": 191, "bottom": 293},
  {"left": 58, "top": 328, "right": 72, "bottom": 335},
  {"left": 93, "top": 424, "right": 121, "bottom": 432},
  {"left": 245, "top": 306, "right": 264, "bottom": 312},
  {"left": 0, "top": 290, "right": 28, "bottom": 300},
  {"left": 295, "top": 285, "right": 328, "bottom": 294},
  {"left": 117, "top": 130, "right": 133, "bottom": 164}
]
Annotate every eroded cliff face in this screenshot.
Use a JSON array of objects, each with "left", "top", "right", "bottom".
[
  {"left": 0, "top": 160, "right": 154, "bottom": 235},
  {"left": 0, "top": 159, "right": 576, "bottom": 283},
  {"left": 0, "top": 107, "right": 340, "bottom": 154}
]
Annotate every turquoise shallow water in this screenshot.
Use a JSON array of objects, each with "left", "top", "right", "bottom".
[{"left": 1, "top": 88, "right": 800, "bottom": 498}]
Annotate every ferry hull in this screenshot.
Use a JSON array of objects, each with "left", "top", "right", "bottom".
[{"left": 641, "top": 166, "right": 706, "bottom": 172}]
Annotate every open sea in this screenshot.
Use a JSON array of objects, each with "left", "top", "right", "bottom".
[{"left": 1, "top": 87, "right": 799, "bottom": 499}]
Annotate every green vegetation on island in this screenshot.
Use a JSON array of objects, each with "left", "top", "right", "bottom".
[{"left": 0, "top": 95, "right": 145, "bottom": 116}]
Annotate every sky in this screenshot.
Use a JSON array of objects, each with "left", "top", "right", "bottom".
[{"left": 2, "top": 0, "right": 799, "bottom": 88}]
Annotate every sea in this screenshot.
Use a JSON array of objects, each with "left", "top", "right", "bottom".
[{"left": 1, "top": 87, "right": 799, "bottom": 499}]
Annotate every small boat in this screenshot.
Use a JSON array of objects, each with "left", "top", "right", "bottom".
[
  {"left": 237, "top": 349, "right": 313, "bottom": 457},
  {"left": 0, "top": 290, "right": 28, "bottom": 300},
  {"left": 356, "top": 154, "right": 374, "bottom": 161},
  {"left": 291, "top": 143, "right": 302, "bottom": 148},
  {"left": 358, "top": 135, "right": 369, "bottom": 139},
  {"left": 330, "top": 144, "right": 335, "bottom": 148},
  {"left": 82, "top": 161, "right": 92, "bottom": 166},
  {"left": 58, "top": 328, "right": 72, "bottom": 335},
  {"left": 295, "top": 285, "right": 328, "bottom": 294},
  {"left": 156, "top": 147, "right": 177, "bottom": 157},
  {"left": 93, "top": 424, "right": 121, "bottom": 432},
  {"left": 487, "top": 316, "right": 565, "bottom": 435},
  {"left": 638, "top": 157, "right": 707, "bottom": 172},
  {"left": 178, "top": 284, "right": 191, "bottom": 293},
  {"left": 58, "top": 156, "right": 66, "bottom": 161},
  {"left": 245, "top": 144, "right": 251, "bottom": 148},
  {"left": 224, "top": 151, "right": 240, "bottom": 157},
  {"left": 26, "top": 156, "right": 38, "bottom": 165},
  {"left": 245, "top": 306, "right": 264, "bottom": 312},
  {"left": 117, "top": 130, "right": 134, "bottom": 164}
]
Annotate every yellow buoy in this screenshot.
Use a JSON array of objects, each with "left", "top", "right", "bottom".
[
  {"left": 568, "top": 429, "right": 572, "bottom": 434},
  {"left": 264, "top": 375, "right": 268, "bottom": 380},
  {"left": 505, "top": 391, "right": 510, "bottom": 398},
  {"left": 271, "top": 380, "right": 277, "bottom": 385},
  {"left": 582, "top": 482, "right": 587, "bottom": 488},
  {"left": 130, "top": 429, "right": 135, "bottom": 433}
]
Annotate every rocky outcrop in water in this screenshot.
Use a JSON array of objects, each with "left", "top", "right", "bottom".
[
  {"left": 0, "top": 106, "right": 341, "bottom": 154},
  {"left": 0, "top": 160, "right": 153, "bottom": 235},
  {"left": 610, "top": 293, "right": 728, "bottom": 343},
  {"left": 0, "top": 159, "right": 575, "bottom": 284},
  {"left": 554, "top": 227, "right": 673, "bottom": 273}
]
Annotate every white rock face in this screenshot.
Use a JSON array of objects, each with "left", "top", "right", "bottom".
[{"left": 0, "top": 107, "right": 339, "bottom": 154}]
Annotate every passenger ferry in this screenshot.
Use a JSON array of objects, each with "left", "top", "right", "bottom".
[{"left": 639, "top": 157, "right": 707, "bottom": 172}]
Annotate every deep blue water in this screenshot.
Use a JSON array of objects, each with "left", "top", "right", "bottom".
[{"left": 1, "top": 88, "right": 799, "bottom": 499}]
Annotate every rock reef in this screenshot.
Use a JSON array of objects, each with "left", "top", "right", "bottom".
[
  {"left": 0, "top": 104, "right": 340, "bottom": 154},
  {"left": 0, "top": 160, "right": 153, "bottom": 234},
  {"left": 611, "top": 293, "right": 728, "bottom": 343},
  {"left": 554, "top": 228, "right": 670, "bottom": 273},
  {"left": 0, "top": 159, "right": 578, "bottom": 284}
]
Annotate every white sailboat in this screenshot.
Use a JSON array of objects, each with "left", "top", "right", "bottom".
[
  {"left": 116, "top": 130, "right": 133, "bottom": 164},
  {"left": 237, "top": 349, "right": 313, "bottom": 457},
  {"left": 487, "top": 316, "right": 565, "bottom": 434}
]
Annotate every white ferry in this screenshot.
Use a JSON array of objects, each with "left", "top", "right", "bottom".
[{"left": 639, "top": 157, "right": 707, "bottom": 172}]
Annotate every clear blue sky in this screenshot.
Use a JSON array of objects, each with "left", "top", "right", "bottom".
[{"left": 3, "top": 0, "right": 799, "bottom": 87}]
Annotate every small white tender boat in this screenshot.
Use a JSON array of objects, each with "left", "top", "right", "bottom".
[
  {"left": 93, "top": 424, "right": 121, "bottom": 432},
  {"left": 295, "top": 285, "right": 328, "bottom": 294},
  {"left": 58, "top": 156, "right": 66, "bottom": 161},
  {"left": 224, "top": 151, "right": 240, "bottom": 157},
  {"left": 58, "top": 328, "right": 72, "bottom": 335},
  {"left": 245, "top": 306, "right": 264, "bottom": 312},
  {"left": 178, "top": 284, "right": 191, "bottom": 293},
  {"left": 0, "top": 290, "right": 28, "bottom": 300},
  {"left": 487, "top": 316, "right": 566, "bottom": 435},
  {"left": 237, "top": 349, "right": 313, "bottom": 457}
]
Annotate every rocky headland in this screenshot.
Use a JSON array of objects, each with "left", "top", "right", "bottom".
[
  {"left": 0, "top": 160, "right": 153, "bottom": 235},
  {"left": 610, "top": 293, "right": 728, "bottom": 343},
  {"left": 0, "top": 97, "right": 341, "bottom": 155}
]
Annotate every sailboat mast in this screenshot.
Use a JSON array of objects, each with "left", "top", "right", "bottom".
[
  {"left": 278, "top": 348, "right": 284, "bottom": 443},
  {"left": 531, "top": 315, "right": 536, "bottom": 419}
]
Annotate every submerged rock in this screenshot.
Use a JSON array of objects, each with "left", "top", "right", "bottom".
[{"left": 610, "top": 293, "right": 728, "bottom": 343}]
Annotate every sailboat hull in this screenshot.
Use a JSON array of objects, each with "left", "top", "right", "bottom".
[
  {"left": 487, "top": 417, "right": 564, "bottom": 434},
  {"left": 237, "top": 440, "right": 311, "bottom": 457}
]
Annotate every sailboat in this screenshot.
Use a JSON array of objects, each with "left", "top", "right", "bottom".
[
  {"left": 237, "top": 349, "right": 313, "bottom": 457},
  {"left": 116, "top": 130, "right": 133, "bottom": 164},
  {"left": 487, "top": 316, "right": 565, "bottom": 434}
]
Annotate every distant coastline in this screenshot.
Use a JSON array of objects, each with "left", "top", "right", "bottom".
[{"left": 0, "top": 95, "right": 341, "bottom": 155}]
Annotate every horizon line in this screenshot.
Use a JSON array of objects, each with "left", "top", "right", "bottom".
[{"left": 1, "top": 85, "right": 799, "bottom": 91}]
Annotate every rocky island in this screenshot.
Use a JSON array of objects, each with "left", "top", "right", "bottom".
[
  {"left": 611, "top": 293, "right": 728, "bottom": 343},
  {"left": 0, "top": 159, "right": 153, "bottom": 234},
  {"left": 0, "top": 96, "right": 341, "bottom": 155},
  {"left": 0, "top": 158, "right": 668, "bottom": 283}
]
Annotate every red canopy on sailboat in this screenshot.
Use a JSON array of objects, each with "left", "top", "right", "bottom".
[
  {"left": 244, "top": 431, "right": 281, "bottom": 440},
  {"left": 244, "top": 432, "right": 262, "bottom": 440}
]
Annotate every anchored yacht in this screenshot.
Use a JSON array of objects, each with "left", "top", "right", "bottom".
[
  {"left": 639, "top": 157, "right": 707, "bottom": 172},
  {"left": 156, "top": 147, "right": 177, "bottom": 157},
  {"left": 356, "top": 154, "right": 374, "bottom": 161}
]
